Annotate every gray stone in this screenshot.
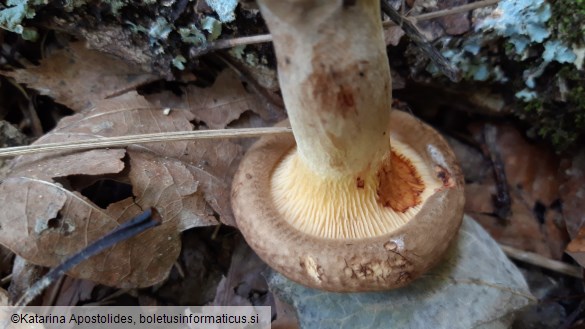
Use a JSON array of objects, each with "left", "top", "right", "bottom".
[{"left": 268, "top": 215, "right": 534, "bottom": 329}]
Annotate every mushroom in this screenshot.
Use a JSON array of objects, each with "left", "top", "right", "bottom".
[{"left": 231, "top": 0, "right": 465, "bottom": 292}]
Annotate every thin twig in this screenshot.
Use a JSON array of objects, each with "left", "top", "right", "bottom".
[
  {"left": 25, "top": 100, "right": 44, "bottom": 137},
  {"left": 191, "top": 34, "right": 273, "bottom": 57},
  {"left": 0, "top": 127, "right": 292, "bottom": 158},
  {"left": 15, "top": 208, "right": 161, "bottom": 307},
  {"left": 173, "top": 260, "right": 186, "bottom": 279},
  {"left": 190, "top": 0, "right": 500, "bottom": 56},
  {"left": 500, "top": 245, "right": 582, "bottom": 279},
  {"left": 0, "top": 274, "right": 12, "bottom": 285},
  {"left": 413, "top": 0, "right": 500, "bottom": 22},
  {"left": 381, "top": 0, "right": 461, "bottom": 81}
]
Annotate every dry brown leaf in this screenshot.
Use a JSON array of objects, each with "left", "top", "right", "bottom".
[
  {"left": 48, "top": 277, "right": 96, "bottom": 306},
  {"left": 437, "top": 0, "right": 471, "bottom": 35},
  {"left": 463, "top": 124, "right": 569, "bottom": 260},
  {"left": 495, "top": 126, "right": 561, "bottom": 206},
  {"left": 384, "top": 26, "right": 406, "bottom": 46},
  {"left": 146, "top": 70, "right": 285, "bottom": 129},
  {"left": 155, "top": 228, "right": 227, "bottom": 306},
  {"left": 1, "top": 43, "right": 158, "bottom": 112},
  {"left": 468, "top": 184, "right": 553, "bottom": 258},
  {"left": 559, "top": 150, "right": 585, "bottom": 238},
  {"left": 8, "top": 256, "right": 45, "bottom": 304},
  {"left": 0, "top": 92, "right": 241, "bottom": 287},
  {"left": 0, "top": 288, "right": 8, "bottom": 306},
  {"left": 212, "top": 237, "right": 268, "bottom": 307},
  {"left": 566, "top": 226, "right": 585, "bottom": 268},
  {"left": 561, "top": 150, "right": 585, "bottom": 267},
  {"left": 211, "top": 237, "right": 298, "bottom": 327}
]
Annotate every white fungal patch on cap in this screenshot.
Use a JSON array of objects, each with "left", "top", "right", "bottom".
[
  {"left": 427, "top": 144, "right": 448, "bottom": 168},
  {"left": 303, "top": 256, "right": 323, "bottom": 283}
]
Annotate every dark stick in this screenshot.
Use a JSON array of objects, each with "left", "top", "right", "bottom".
[
  {"left": 380, "top": 0, "right": 461, "bottom": 82},
  {"left": 482, "top": 124, "right": 512, "bottom": 220},
  {"left": 559, "top": 298, "right": 585, "bottom": 329},
  {"left": 15, "top": 208, "right": 162, "bottom": 307}
]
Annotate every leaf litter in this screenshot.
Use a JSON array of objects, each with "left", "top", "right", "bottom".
[
  {"left": 461, "top": 123, "right": 570, "bottom": 260},
  {"left": 0, "top": 90, "right": 250, "bottom": 287},
  {"left": 145, "top": 69, "right": 284, "bottom": 130},
  {"left": 0, "top": 42, "right": 158, "bottom": 112},
  {"left": 0, "top": 3, "right": 581, "bottom": 326}
]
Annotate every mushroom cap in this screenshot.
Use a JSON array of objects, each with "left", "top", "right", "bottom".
[{"left": 231, "top": 110, "right": 465, "bottom": 292}]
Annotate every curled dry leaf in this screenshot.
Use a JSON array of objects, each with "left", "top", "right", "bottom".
[
  {"left": 566, "top": 226, "right": 585, "bottom": 268},
  {"left": 384, "top": 26, "right": 406, "bottom": 46},
  {"left": 0, "top": 92, "right": 241, "bottom": 287},
  {"left": 560, "top": 150, "right": 585, "bottom": 238},
  {"left": 0, "top": 43, "right": 158, "bottom": 112},
  {"left": 146, "top": 70, "right": 285, "bottom": 130},
  {"left": 562, "top": 150, "right": 585, "bottom": 267},
  {"left": 212, "top": 236, "right": 268, "bottom": 307},
  {"left": 48, "top": 277, "right": 97, "bottom": 306},
  {"left": 437, "top": 0, "right": 471, "bottom": 36}
]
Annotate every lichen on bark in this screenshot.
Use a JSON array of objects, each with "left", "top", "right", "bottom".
[{"left": 405, "top": 0, "right": 585, "bottom": 150}]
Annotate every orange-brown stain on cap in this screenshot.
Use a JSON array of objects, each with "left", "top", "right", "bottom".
[{"left": 377, "top": 151, "right": 425, "bottom": 212}]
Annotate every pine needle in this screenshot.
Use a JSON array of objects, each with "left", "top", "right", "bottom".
[{"left": 0, "top": 127, "right": 292, "bottom": 158}]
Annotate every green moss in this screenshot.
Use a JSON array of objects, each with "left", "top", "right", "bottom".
[
  {"left": 519, "top": 66, "right": 585, "bottom": 150},
  {"left": 428, "top": 0, "right": 584, "bottom": 150},
  {"left": 522, "top": 99, "right": 543, "bottom": 114},
  {"left": 550, "top": 0, "right": 585, "bottom": 45}
]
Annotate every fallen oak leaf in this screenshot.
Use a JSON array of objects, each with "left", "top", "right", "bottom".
[
  {"left": 464, "top": 123, "right": 569, "bottom": 260},
  {"left": 0, "top": 92, "right": 241, "bottom": 287},
  {"left": 146, "top": 69, "right": 284, "bottom": 129},
  {"left": 15, "top": 207, "right": 161, "bottom": 307},
  {"left": 0, "top": 178, "right": 171, "bottom": 288},
  {"left": 0, "top": 42, "right": 158, "bottom": 112}
]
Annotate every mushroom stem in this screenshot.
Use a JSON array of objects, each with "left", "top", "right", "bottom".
[
  {"left": 232, "top": 0, "right": 465, "bottom": 291},
  {"left": 258, "top": 0, "right": 392, "bottom": 178}
]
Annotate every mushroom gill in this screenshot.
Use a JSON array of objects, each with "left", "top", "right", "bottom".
[{"left": 271, "top": 139, "right": 443, "bottom": 239}]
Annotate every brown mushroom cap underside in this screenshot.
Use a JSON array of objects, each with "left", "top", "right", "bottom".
[{"left": 231, "top": 110, "right": 465, "bottom": 292}]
